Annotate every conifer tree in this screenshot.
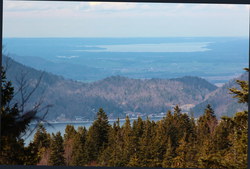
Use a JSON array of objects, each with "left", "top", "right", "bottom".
[
  {"left": 98, "top": 118, "right": 124, "bottom": 167},
  {"left": 162, "top": 136, "right": 175, "bottom": 168},
  {"left": 172, "top": 133, "right": 188, "bottom": 168},
  {"left": 229, "top": 68, "right": 248, "bottom": 103},
  {"left": 131, "top": 116, "right": 144, "bottom": 153},
  {"left": 224, "top": 111, "right": 248, "bottom": 169},
  {"left": 198, "top": 68, "right": 248, "bottom": 169},
  {"left": 64, "top": 125, "right": 77, "bottom": 141},
  {"left": 172, "top": 105, "right": 184, "bottom": 146},
  {"left": 197, "top": 104, "right": 218, "bottom": 143},
  {"left": 172, "top": 132, "right": 198, "bottom": 168},
  {"left": 185, "top": 134, "right": 199, "bottom": 168},
  {"left": 71, "top": 127, "right": 88, "bottom": 166},
  {"left": 173, "top": 105, "right": 181, "bottom": 116},
  {"left": 120, "top": 115, "right": 133, "bottom": 166},
  {"left": 31, "top": 123, "right": 51, "bottom": 164},
  {"left": 85, "top": 108, "right": 111, "bottom": 163},
  {"left": 98, "top": 123, "right": 117, "bottom": 166},
  {"left": 151, "top": 120, "right": 166, "bottom": 167},
  {"left": 33, "top": 123, "right": 51, "bottom": 149},
  {"left": 196, "top": 105, "right": 218, "bottom": 167},
  {"left": 222, "top": 69, "right": 248, "bottom": 168},
  {"left": 64, "top": 125, "right": 77, "bottom": 165},
  {"left": 0, "top": 68, "right": 37, "bottom": 165},
  {"left": 137, "top": 117, "right": 156, "bottom": 167},
  {"left": 22, "top": 142, "right": 39, "bottom": 165},
  {"left": 1, "top": 65, "right": 50, "bottom": 165},
  {"left": 49, "top": 132, "right": 65, "bottom": 166},
  {"left": 212, "top": 117, "right": 231, "bottom": 152}
]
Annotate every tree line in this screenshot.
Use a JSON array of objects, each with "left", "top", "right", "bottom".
[{"left": 0, "top": 68, "right": 248, "bottom": 168}]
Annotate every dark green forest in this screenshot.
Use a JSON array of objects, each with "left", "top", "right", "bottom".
[{"left": 0, "top": 68, "right": 248, "bottom": 168}]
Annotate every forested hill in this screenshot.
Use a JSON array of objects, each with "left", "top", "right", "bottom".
[
  {"left": 3, "top": 55, "right": 243, "bottom": 120},
  {"left": 191, "top": 72, "right": 248, "bottom": 117}
]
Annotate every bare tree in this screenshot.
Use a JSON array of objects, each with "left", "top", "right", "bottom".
[{"left": 2, "top": 55, "right": 54, "bottom": 140}]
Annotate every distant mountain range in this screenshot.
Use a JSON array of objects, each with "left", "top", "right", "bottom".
[{"left": 3, "top": 55, "right": 248, "bottom": 121}]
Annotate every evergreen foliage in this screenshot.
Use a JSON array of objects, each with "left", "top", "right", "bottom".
[
  {"left": 49, "top": 132, "right": 65, "bottom": 166},
  {"left": 229, "top": 68, "right": 249, "bottom": 103},
  {"left": 85, "top": 108, "right": 111, "bottom": 163},
  {"left": 64, "top": 125, "right": 76, "bottom": 165},
  {"left": 71, "top": 127, "right": 88, "bottom": 166},
  {"left": 31, "top": 123, "right": 51, "bottom": 164},
  {"left": 64, "top": 125, "right": 77, "bottom": 141},
  {"left": 0, "top": 68, "right": 41, "bottom": 165}
]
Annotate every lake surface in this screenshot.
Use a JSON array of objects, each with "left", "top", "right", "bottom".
[
  {"left": 73, "top": 42, "right": 210, "bottom": 52},
  {"left": 3, "top": 37, "right": 249, "bottom": 84}
]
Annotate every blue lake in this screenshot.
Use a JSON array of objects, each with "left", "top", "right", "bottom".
[{"left": 73, "top": 42, "right": 210, "bottom": 52}]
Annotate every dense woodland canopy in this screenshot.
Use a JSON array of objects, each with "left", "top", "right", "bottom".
[{"left": 0, "top": 67, "right": 248, "bottom": 168}]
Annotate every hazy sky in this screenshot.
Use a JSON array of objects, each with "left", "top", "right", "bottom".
[{"left": 3, "top": 1, "right": 249, "bottom": 38}]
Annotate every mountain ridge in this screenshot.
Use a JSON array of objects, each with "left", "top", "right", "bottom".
[
  {"left": 191, "top": 72, "right": 248, "bottom": 117},
  {"left": 3, "top": 55, "right": 245, "bottom": 120}
]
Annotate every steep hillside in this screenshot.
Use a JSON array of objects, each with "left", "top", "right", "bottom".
[
  {"left": 191, "top": 72, "right": 248, "bottom": 117},
  {"left": 3, "top": 56, "right": 101, "bottom": 120},
  {"left": 3, "top": 55, "right": 220, "bottom": 120}
]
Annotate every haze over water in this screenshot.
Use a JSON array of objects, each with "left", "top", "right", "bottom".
[{"left": 3, "top": 37, "right": 249, "bottom": 85}]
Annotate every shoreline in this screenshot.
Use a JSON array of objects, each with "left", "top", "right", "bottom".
[{"left": 30, "top": 116, "right": 165, "bottom": 125}]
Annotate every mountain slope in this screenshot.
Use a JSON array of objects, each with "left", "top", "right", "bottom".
[
  {"left": 191, "top": 72, "right": 248, "bottom": 117},
  {"left": 3, "top": 56, "right": 222, "bottom": 120}
]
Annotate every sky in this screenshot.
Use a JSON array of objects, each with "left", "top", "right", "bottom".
[{"left": 3, "top": 0, "right": 250, "bottom": 38}]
